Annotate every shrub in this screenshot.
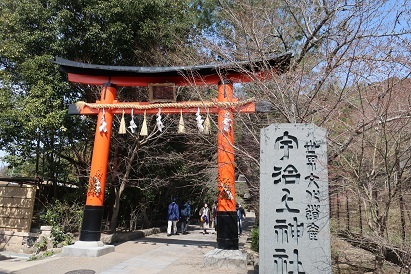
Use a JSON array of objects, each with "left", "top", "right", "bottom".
[
  {"left": 50, "top": 226, "right": 73, "bottom": 247},
  {"left": 34, "top": 236, "right": 49, "bottom": 254},
  {"left": 251, "top": 227, "right": 259, "bottom": 252},
  {"left": 40, "top": 200, "right": 82, "bottom": 247}
]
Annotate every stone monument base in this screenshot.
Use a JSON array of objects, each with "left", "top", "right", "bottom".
[
  {"left": 62, "top": 241, "right": 114, "bottom": 257},
  {"left": 204, "top": 248, "right": 247, "bottom": 270}
]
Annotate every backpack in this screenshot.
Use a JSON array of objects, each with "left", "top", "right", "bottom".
[{"left": 180, "top": 204, "right": 189, "bottom": 217}]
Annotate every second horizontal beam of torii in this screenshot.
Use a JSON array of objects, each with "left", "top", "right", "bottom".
[{"left": 69, "top": 98, "right": 256, "bottom": 115}]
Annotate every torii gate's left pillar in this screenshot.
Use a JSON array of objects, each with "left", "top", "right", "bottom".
[
  {"left": 62, "top": 83, "right": 116, "bottom": 257},
  {"left": 80, "top": 83, "right": 116, "bottom": 241}
]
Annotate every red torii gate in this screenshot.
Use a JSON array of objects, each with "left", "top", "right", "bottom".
[{"left": 54, "top": 53, "right": 291, "bottom": 250}]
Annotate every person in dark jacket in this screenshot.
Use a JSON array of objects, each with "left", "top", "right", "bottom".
[
  {"left": 180, "top": 201, "right": 191, "bottom": 234},
  {"left": 236, "top": 203, "right": 246, "bottom": 235},
  {"left": 167, "top": 197, "right": 179, "bottom": 236}
]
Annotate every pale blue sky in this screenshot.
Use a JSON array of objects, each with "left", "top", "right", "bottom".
[{"left": 0, "top": 150, "right": 6, "bottom": 167}]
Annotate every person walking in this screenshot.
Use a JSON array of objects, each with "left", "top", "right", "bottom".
[
  {"left": 236, "top": 203, "right": 246, "bottom": 235},
  {"left": 199, "top": 203, "right": 211, "bottom": 235},
  {"left": 167, "top": 197, "right": 179, "bottom": 236},
  {"left": 180, "top": 201, "right": 191, "bottom": 234},
  {"left": 211, "top": 201, "right": 217, "bottom": 231}
]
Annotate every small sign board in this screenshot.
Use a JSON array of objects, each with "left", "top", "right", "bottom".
[
  {"left": 148, "top": 83, "right": 176, "bottom": 102},
  {"left": 259, "top": 123, "right": 331, "bottom": 274}
]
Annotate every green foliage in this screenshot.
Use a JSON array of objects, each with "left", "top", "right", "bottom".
[
  {"left": 42, "top": 249, "right": 55, "bottom": 257},
  {"left": 0, "top": 0, "right": 209, "bottom": 185},
  {"left": 40, "top": 200, "right": 83, "bottom": 232},
  {"left": 50, "top": 226, "right": 73, "bottom": 247},
  {"left": 29, "top": 240, "right": 55, "bottom": 260},
  {"left": 33, "top": 236, "right": 49, "bottom": 254},
  {"left": 40, "top": 200, "right": 82, "bottom": 247},
  {"left": 251, "top": 226, "right": 259, "bottom": 252}
]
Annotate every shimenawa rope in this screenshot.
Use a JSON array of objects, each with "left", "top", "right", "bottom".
[{"left": 75, "top": 98, "right": 255, "bottom": 111}]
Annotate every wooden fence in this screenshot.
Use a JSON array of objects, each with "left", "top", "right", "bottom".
[{"left": 0, "top": 182, "right": 36, "bottom": 232}]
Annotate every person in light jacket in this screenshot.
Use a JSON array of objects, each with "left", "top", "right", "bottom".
[{"left": 199, "top": 203, "right": 210, "bottom": 235}]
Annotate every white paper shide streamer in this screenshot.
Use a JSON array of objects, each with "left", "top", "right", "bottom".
[
  {"left": 195, "top": 108, "right": 204, "bottom": 132},
  {"left": 99, "top": 108, "right": 108, "bottom": 133},
  {"left": 128, "top": 109, "right": 137, "bottom": 133},
  {"left": 222, "top": 112, "right": 232, "bottom": 133},
  {"left": 156, "top": 108, "right": 164, "bottom": 132}
]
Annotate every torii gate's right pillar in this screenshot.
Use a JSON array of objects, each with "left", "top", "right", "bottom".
[{"left": 216, "top": 80, "right": 238, "bottom": 250}]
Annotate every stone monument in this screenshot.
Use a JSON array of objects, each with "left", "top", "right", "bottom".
[{"left": 259, "top": 123, "right": 331, "bottom": 273}]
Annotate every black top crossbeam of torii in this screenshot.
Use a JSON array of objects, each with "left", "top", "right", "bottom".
[
  {"left": 54, "top": 53, "right": 292, "bottom": 115},
  {"left": 53, "top": 53, "right": 292, "bottom": 87}
]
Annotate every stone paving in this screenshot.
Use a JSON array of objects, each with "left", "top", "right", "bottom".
[{"left": 0, "top": 212, "right": 257, "bottom": 274}]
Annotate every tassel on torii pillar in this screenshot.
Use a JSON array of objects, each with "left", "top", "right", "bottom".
[{"left": 216, "top": 80, "right": 238, "bottom": 250}]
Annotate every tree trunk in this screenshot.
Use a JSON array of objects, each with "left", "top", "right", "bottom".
[
  {"left": 109, "top": 181, "right": 126, "bottom": 232},
  {"left": 108, "top": 142, "right": 139, "bottom": 232}
]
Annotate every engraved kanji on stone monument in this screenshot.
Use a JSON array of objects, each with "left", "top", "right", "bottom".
[{"left": 260, "top": 124, "right": 331, "bottom": 274}]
